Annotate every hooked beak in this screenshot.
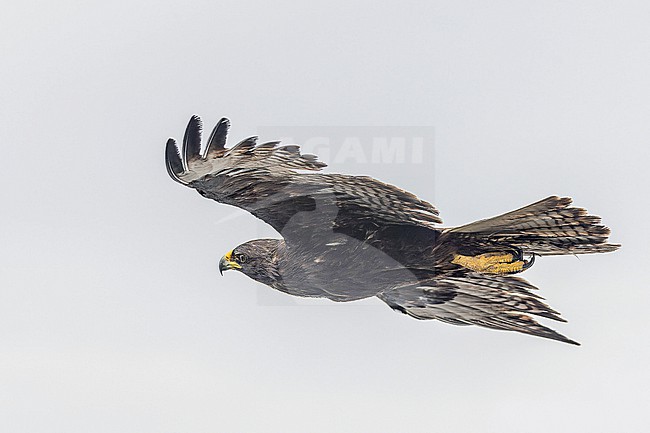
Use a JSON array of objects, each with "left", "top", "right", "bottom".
[{"left": 219, "top": 250, "right": 241, "bottom": 275}]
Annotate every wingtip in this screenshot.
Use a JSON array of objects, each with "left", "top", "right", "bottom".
[
  {"left": 165, "top": 137, "right": 185, "bottom": 184},
  {"left": 183, "top": 115, "right": 203, "bottom": 167},
  {"left": 557, "top": 334, "right": 580, "bottom": 346},
  {"left": 204, "top": 116, "right": 231, "bottom": 158},
  {"left": 186, "top": 115, "right": 203, "bottom": 138},
  {"left": 544, "top": 328, "right": 581, "bottom": 346}
]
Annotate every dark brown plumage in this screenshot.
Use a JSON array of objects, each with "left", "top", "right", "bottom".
[{"left": 166, "top": 115, "right": 619, "bottom": 345}]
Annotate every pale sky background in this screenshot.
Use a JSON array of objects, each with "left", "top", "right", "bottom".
[{"left": 1, "top": 1, "right": 649, "bottom": 432}]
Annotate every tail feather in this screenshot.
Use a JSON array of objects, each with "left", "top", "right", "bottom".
[{"left": 447, "top": 196, "right": 619, "bottom": 256}]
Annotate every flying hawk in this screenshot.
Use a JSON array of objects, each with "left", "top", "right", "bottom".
[{"left": 165, "top": 115, "right": 619, "bottom": 345}]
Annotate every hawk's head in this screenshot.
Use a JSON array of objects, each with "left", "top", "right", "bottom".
[{"left": 219, "top": 239, "right": 282, "bottom": 286}]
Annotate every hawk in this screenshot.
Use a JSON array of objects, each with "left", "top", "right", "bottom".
[{"left": 165, "top": 115, "right": 619, "bottom": 345}]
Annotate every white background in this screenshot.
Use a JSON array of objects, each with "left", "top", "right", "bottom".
[{"left": 1, "top": 1, "right": 648, "bottom": 432}]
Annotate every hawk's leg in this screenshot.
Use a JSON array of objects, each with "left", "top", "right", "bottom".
[{"left": 451, "top": 248, "right": 535, "bottom": 275}]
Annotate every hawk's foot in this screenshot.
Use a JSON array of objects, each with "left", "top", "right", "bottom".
[{"left": 451, "top": 249, "right": 535, "bottom": 275}]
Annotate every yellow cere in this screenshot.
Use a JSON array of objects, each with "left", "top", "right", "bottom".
[{"left": 224, "top": 250, "right": 242, "bottom": 269}]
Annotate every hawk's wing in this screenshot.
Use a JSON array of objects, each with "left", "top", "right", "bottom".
[
  {"left": 166, "top": 116, "right": 441, "bottom": 240},
  {"left": 378, "top": 271, "right": 579, "bottom": 345}
]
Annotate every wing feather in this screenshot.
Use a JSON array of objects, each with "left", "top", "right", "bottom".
[
  {"left": 165, "top": 138, "right": 184, "bottom": 185},
  {"left": 165, "top": 115, "right": 442, "bottom": 239},
  {"left": 182, "top": 115, "right": 202, "bottom": 170},
  {"left": 203, "top": 117, "right": 230, "bottom": 159},
  {"left": 378, "top": 272, "right": 579, "bottom": 345}
]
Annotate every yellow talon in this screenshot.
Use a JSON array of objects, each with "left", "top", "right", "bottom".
[{"left": 452, "top": 252, "right": 527, "bottom": 275}]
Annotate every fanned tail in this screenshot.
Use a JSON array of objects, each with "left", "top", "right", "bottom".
[{"left": 447, "top": 196, "right": 620, "bottom": 256}]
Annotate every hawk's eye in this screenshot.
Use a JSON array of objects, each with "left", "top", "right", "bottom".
[{"left": 237, "top": 254, "right": 248, "bottom": 263}]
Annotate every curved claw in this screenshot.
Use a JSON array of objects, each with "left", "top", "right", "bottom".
[
  {"left": 522, "top": 253, "right": 536, "bottom": 271},
  {"left": 510, "top": 246, "right": 524, "bottom": 262}
]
